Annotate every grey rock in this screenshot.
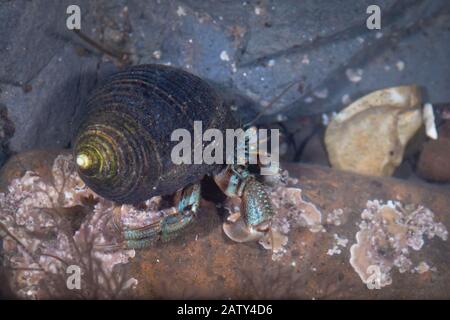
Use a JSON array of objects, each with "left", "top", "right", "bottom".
[
  {"left": 1, "top": 0, "right": 449, "bottom": 160},
  {"left": 0, "top": 0, "right": 111, "bottom": 154},
  {"left": 0, "top": 104, "right": 14, "bottom": 167}
]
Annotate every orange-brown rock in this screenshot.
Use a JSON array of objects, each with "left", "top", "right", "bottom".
[{"left": 1, "top": 150, "right": 450, "bottom": 299}]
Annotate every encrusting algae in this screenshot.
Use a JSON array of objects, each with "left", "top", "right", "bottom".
[
  {"left": 0, "top": 154, "right": 137, "bottom": 299},
  {"left": 350, "top": 200, "right": 448, "bottom": 289}
]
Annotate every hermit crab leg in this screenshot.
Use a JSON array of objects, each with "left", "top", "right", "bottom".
[
  {"left": 118, "top": 183, "right": 201, "bottom": 249},
  {"left": 160, "top": 183, "right": 200, "bottom": 242}
]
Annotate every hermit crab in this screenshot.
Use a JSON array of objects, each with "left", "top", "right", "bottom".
[{"left": 73, "top": 64, "right": 280, "bottom": 249}]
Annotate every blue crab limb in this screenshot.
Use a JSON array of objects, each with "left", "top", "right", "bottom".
[
  {"left": 241, "top": 177, "right": 274, "bottom": 229},
  {"left": 118, "top": 183, "right": 201, "bottom": 249},
  {"left": 215, "top": 166, "right": 275, "bottom": 243},
  {"left": 161, "top": 183, "right": 200, "bottom": 242}
]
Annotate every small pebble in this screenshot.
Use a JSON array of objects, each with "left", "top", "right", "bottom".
[
  {"left": 231, "top": 63, "right": 237, "bottom": 73},
  {"left": 341, "top": 94, "right": 351, "bottom": 105},
  {"left": 396, "top": 61, "right": 405, "bottom": 71},
  {"left": 301, "top": 55, "right": 310, "bottom": 65},
  {"left": 346, "top": 68, "right": 363, "bottom": 83},
  {"left": 220, "top": 50, "right": 230, "bottom": 62},
  {"left": 152, "top": 50, "right": 162, "bottom": 60},
  {"left": 313, "top": 88, "right": 328, "bottom": 99},
  {"left": 176, "top": 6, "right": 186, "bottom": 16},
  {"left": 304, "top": 96, "right": 314, "bottom": 104}
]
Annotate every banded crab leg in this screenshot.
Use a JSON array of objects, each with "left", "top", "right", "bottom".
[
  {"left": 214, "top": 165, "right": 275, "bottom": 242},
  {"left": 115, "top": 183, "right": 201, "bottom": 249}
]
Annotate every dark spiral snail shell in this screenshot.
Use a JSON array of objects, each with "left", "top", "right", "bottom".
[{"left": 73, "top": 64, "right": 237, "bottom": 204}]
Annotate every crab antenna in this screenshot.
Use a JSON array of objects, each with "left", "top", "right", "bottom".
[{"left": 244, "top": 80, "right": 297, "bottom": 128}]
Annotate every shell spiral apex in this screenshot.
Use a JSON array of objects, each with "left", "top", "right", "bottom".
[{"left": 73, "top": 64, "right": 236, "bottom": 204}]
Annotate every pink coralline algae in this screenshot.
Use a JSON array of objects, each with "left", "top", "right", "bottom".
[
  {"left": 260, "top": 172, "right": 324, "bottom": 260},
  {"left": 270, "top": 186, "right": 324, "bottom": 234},
  {"left": 350, "top": 200, "right": 448, "bottom": 289},
  {"left": 0, "top": 154, "right": 137, "bottom": 299},
  {"left": 326, "top": 208, "right": 345, "bottom": 226}
]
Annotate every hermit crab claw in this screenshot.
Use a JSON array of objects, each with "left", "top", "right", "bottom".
[
  {"left": 216, "top": 166, "right": 277, "bottom": 243},
  {"left": 222, "top": 215, "right": 287, "bottom": 254},
  {"left": 223, "top": 215, "right": 267, "bottom": 243}
]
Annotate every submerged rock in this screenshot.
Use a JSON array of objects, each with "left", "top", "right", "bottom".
[{"left": 2, "top": 151, "right": 450, "bottom": 299}]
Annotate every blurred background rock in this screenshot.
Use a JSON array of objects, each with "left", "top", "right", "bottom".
[{"left": 0, "top": 0, "right": 449, "bottom": 174}]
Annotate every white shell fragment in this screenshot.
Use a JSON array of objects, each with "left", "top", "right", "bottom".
[
  {"left": 345, "top": 68, "right": 363, "bottom": 83},
  {"left": 423, "top": 103, "right": 438, "bottom": 140},
  {"left": 176, "top": 6, "right": 187, "bottom": 17},
  {"left": 220, "top": 50, "right": 230, "bottom": 62},
  {"left": 396, "top": 60, "right": 405, "bottom": 71}
]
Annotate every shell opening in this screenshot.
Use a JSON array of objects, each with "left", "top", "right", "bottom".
[
  {"left": 75, "top": 147, "right": 104, "bottom": 177},
  {"left": 76, "top": 153, "right": 92, "bottom": 169}
]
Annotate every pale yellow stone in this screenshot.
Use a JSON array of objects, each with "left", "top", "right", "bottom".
[{"left": 325, "top": 85, "right": 423, "bottom": 176}]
